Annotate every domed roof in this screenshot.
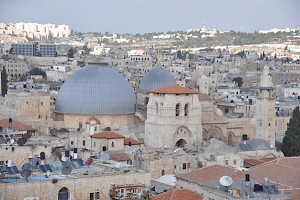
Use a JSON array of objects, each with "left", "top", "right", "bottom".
[
  {"left": 139, "top": 64, "right": 176, "bottom": 92},
  {"left": 55, "top": 64, "right": 136, "bottom": 115},
  {"left": 86, "top": 116, "right": 100, "bottom": 125}
]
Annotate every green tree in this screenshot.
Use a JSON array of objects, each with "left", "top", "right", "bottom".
[
  {"left": 1, "top": 67, "right": 8, "bottom": 97},
  {"left": 281, "top": 106, "right": 300, "bottom": 156},
  {"left": 28, "top": 68, "right": 46, "bottom": 79},
  {"left": 232, "top": 77, "right": 243, "bottom": 87},
  {"left": 67, "top": 48, "right": 75, "bottom": 59}
]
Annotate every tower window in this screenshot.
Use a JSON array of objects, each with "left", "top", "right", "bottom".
[
  {"left": 184, "top": 103, "right": 189, "bottom": 116},
  {"left": 175, "top": 103, "right": 181, "bottom": 116},
  {"left": 111, "top": 141, "right": 115, "bottom": 148}
]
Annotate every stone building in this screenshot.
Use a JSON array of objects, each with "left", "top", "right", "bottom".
[{"left": 145, "top": 85, "right": 202, "bottom": 148}]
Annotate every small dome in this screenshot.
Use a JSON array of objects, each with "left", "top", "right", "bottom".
[
  {"left": 139, "top": 64, "right": 176, "bottom": 92},
  {"left": 55, "top": 64, "right": 136, "bottom": 115},
  {"left": 86, "top": 116, "right": 100, "bottom": 125}
]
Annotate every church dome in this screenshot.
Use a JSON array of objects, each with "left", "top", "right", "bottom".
[
  {"left": 55, "top": 64, "right": 136, "bottom": 115},
  {"left": 139, "top": 64, "right": 176, "bottom": 92}
]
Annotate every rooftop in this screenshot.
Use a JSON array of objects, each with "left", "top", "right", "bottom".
[
  {"left": 150, "top": 85, "right": 199, "bottom": 94},
  {"left": 150, "top": 189, "right": 203, "bottom": 200},
  {"left": 90, "top": 131, "right": 125, "bottom": 139}
]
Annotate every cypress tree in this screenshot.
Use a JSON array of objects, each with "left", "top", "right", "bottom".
[
  {"left": 1, "top": 67, "right": 8, "bottom": 97},
  {"left": 281, "top": 106, "right": 300, "bottom": 156}
]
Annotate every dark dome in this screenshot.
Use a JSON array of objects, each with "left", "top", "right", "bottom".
[
  {"left": 139, "top": 64, "right": 176, "bottom": 92},
  {"left": 55, "top": 64, "right": 136, "bottom": 115}
]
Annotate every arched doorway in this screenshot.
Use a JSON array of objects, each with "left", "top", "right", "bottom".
[
  {"left": 58, "top": 187, "right": 69, "bottom": 200},
  {"left": 175, "top": 139, "right": 187, "bottom": 148}
]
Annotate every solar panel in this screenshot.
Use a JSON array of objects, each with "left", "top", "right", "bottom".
[
  {"left": 44, "top": 164, "right": 52, "bottom": 172},
  {"left": 72, "top": 161, "right": 80, "bottom": 169},
  {"left": 39, "top": 165, "right": 47, "bottom": 173},
  {"left": 6, "top": 166, "right": 14, "bottom": 174},
  {"left": 11, "top": 166, "right": 20, "bottom": 174},
  {"left": 264, "top": 185, "right": 279, "bottom": 194},
  {"left": 76, "top": 158, "right": 84, "bottom": 166}
]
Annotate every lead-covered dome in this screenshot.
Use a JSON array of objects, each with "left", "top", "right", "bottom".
[
  {"left": 55, "top": 64, "right": 136, "bottom": 115},
  {"left": 139, "top": 64, "right": 176, "bottom": 92}
]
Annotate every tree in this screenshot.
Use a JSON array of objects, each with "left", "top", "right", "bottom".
[
  {"left": 1, "top": 67, "right": 8, "bottom": 97},
  {"left": 281, "top": 106, "right": 300, "bottom": 156},
  {"left": 67, "top": 48, "right": 75, "bottom": 59},
  {"left": 28, "top": 68, "right": 46, "bottom": 79},
  {"left": 232, "top": 77, "right": 243, "bottom": 87}
]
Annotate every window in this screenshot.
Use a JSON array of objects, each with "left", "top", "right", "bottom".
[
  {"left": 70, "top": 141, "right": 74, "bottom": 145},
  {"left": 111, "top": 141, "right": 115, "bottom": 148},
  {"left": 225, "top": 160, "right": 228, "bottom": 165},
  {"left": 90, "top": 193, "right": 94, "bottom": 200},
  {"left": 95, "top": 192, "right": 100, "bottom": 200},
  {"left": 183, "top": 163, "right": 187, "bottom": 170},
  {"left": 175, "top": 103, "right": 181, "bottom": 116},
  {"left": 184, "top": 103, "right": 189, "bottom": 116},
  {"left": 94, "top": 126, "right": 97, "bottom": 131},
  {"left": 161, "top": 169, "right": 165, "bottom": 176},
  {"left": 41, "top": 102, "right": 43, "bottom": 106},
  {"left": 234, "top": 160, "right": 237, "bottom": 165},
  {"left": 83, "top": 140, "right": 86, "bottom": 146},
  {"left": 155, "top": 102, "right": 158, "bottom": 115},
  {"left": 119, "top": 188, "right": 125, "bottom": 198}
]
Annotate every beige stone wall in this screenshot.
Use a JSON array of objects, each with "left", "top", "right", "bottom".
[
  {"left": 141, "top": 158, "right": 174, "bottom": 179},
  {"left": 61, "top": 113, "right": 136, "bottom": 131},
  {"left": 0, "top": 171, "right": 151, "bottom": 200}
]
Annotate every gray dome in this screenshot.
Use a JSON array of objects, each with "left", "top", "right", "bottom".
[
  {"left": 55, "top": 64, "right": 136, "bottom": 115},
  {"left": 139, "top": 64, "right": 176, "bottom": 91}
]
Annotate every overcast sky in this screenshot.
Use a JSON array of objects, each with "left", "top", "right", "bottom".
[{"left": 1, "top": 0, "right": 299, "bottom": 33}]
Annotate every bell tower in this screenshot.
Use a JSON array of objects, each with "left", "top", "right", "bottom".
[{"left": 255, "top": 66, "right": 276, "bottom": 146}]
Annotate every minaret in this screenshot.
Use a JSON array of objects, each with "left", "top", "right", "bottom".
[{"left": 255, "top": 66, "right": 276, "bottom": 146}]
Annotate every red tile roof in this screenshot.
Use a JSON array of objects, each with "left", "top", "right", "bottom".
[
  {"left": 176, "top": 165, "right": 239, "bottom": 185},
  {"left": 244, "top": 157, "right": 277, "bottom": 168},
  {"left": 109, "top": 152, "right": 131, "bottom": 161},
  {"left": 124, "top": 138, "right": 143, "bottom": 145},
  {"left": 150, "top": 85, "right": 199, "bottom": 94},
  {"left": 0, "top": 118, "right": 37, "bottom": 132},
  {"left": 90, "top": 131, "right": 125, "bottom": 139},
  {"left": 150, "top": 189, "right": 203, "bottom": 200}
]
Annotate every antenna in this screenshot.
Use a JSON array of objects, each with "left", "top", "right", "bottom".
[
  {"left": 99, "top": 152, "right": 110, "bottom": 162},
  {"left": 17, "top": 138, "right": 27, "bottom": 146},
  {"left": 154, "top": 186, "right": 164, "bottom": 194},
  {"left": 219, "top": 176, "right": 233, "bottom": 187}
]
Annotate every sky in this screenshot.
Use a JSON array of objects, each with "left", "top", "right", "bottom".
[{"left": 1, "top": 0, "right": 299, "bottom": 34}]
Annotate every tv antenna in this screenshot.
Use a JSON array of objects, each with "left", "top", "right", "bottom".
[{"left": 219, "top": 176, "right": 233, "bottom": 187}]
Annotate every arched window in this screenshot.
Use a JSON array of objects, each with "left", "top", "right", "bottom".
[
  {"left": 175, "top": 103, "right": 181, "bottom": 116},
  {"left": 145, "top": 97, "right": 149, "bottom": 106},
  {"left": 161, "top": 169, "right": 165, "bottom": 176},
  {"left": 155, "top": 102, "right": 158, "bottom": 115},
  {"left": 58, "top": 187, "right": 69, "bottom": 200},
  {"left": 111, "top": 141, "right": 115, "bottom": 148},
  {"left": 184, "top": 103, "right": 189, "bottom": 116}
]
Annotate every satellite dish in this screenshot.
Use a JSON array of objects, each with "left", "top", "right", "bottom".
[
  {"left": 49, "top": 128, "right": 58, "bottom": 136},
  {"left": 99, "top": 152, "right": 110, "bottom": 162},
  {"left": 154, "top": 186, "right": 164, "bottom": 194},
  {"left": 21, "top": 169, "right": 32, "bottom": 179},
  {"left": 219, "top": 176, "right": 233, "bottom": 187},
  {"left": 0, "top": 169, "right": 5, "bottom": 179},
  {"left": 85, "top": 158, "right": 93, "bottom": 166},
  {"left": 17, "top": 138, "right": 27, "bottom": 146},
  {"left": 22, "top": 163, "right": 32, "bottom": 171},
  {"left": 51, "top": 161, "right": 62, "bottom": 170},
  {"left": 61, "top": 166, "right": 72, "bottom": 175}
]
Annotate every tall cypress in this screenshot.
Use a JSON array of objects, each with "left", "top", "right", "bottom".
[
  {"left": 1, "top": 67, "right": 8, "bottom": 97},
  {"left": 281, "top": 106, "right": 300, "bottom": 156}
]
